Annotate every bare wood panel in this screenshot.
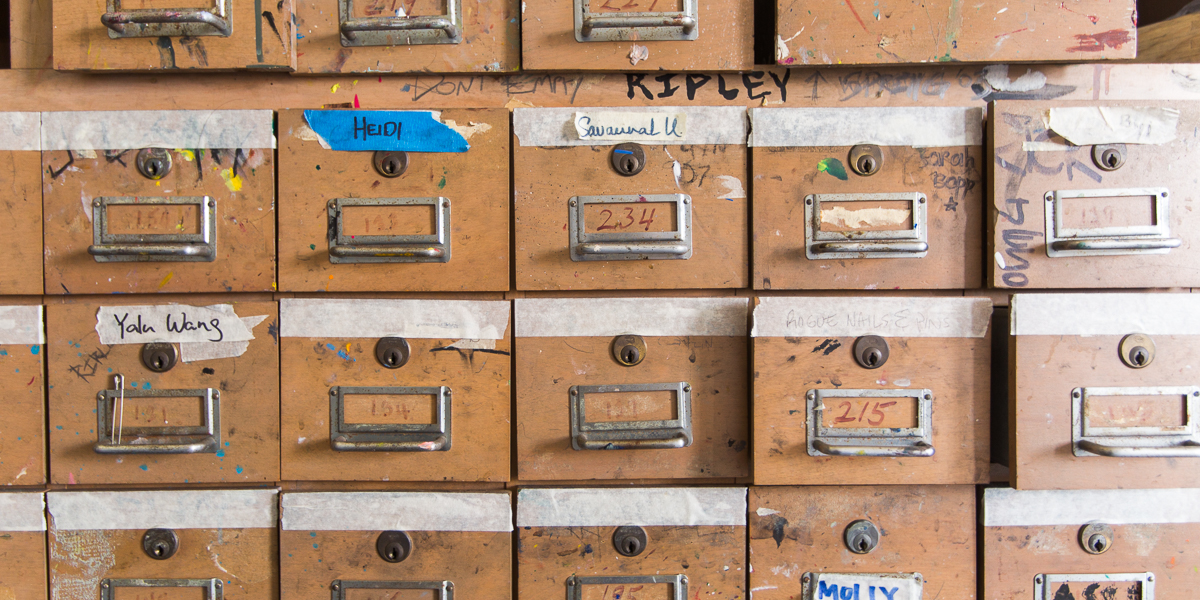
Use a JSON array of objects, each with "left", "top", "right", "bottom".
[
  {"left": 0, "top": 339, "right": 46, "bottom": 486},
  {"left": 749, "top": 485, "right": 975, "bottom": 600},
  {"left": 0, "top": 151, "right": 43, "bottom": 295},
  {"left": 1012, "top": 334, "right": 1200, "bottom": 489},
  {"left": 991, "top": 100, "right": 1200, "bottom": 289},
  {"left": 753, "top": 336, "right": 989, "bottom": 485},
  {"left": 9, "top": 0, "right": 53, "bottom": 68},
  {"left": 515, "top": 335, "right": 749, "bottom": 480},
  {"left": 752, "top": 145, "right": 983, "bottom": 290},
  {"left": 51, "top": 0, "right": 295, "bottom": 70},
  {"left": 49, "top": 528, "right": 276, "bottom": 600},
  {"left": 280, "top": 333, "right": 511, "bottom": 482},
  {"left": 294, "top": 0, "right": 518, "bottom": 73},
  {"left": 1136, "top": 12, "right": 1200, "bottom": 63},
  {"left": 277, "top": 109, "right": 509, "bottom": 292},
  {"left": 0, "top": 531, "right": 48, "bottom": 600},
  {"left": 514, "top": 144, "right": 748, "bottom": 290},
  {"left": 281, "top": 530, "right": 511, "bottom": 599},
  {"left": 778, "top": 0, "right": 1136, "bottom": 66},
  {"left": 43, "top": 148, "right": 276, "bottom": 294},
  {"left": 518, "top": 525, "right": 744, "bottom": 599},
  {"left": 45, "top": 300, "right": 280, "bottom": 485}
]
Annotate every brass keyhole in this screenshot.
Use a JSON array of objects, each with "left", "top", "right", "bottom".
[
  {"left": 1118, "top": 333, "right": 1155, "bottom": 369},
  {"left": 853, "top": 335, "right": 889, "bottom": 370},
  {"left": 848, "top": 144, "right": 883, "bottom": 177},
  {"left": 1092, "top": 144, "right": 1126, "bottom": 171},
  {"left": 857, "top": 155, "right": 876, "bottom": 175},
  {"left": 1130, "top": 346, "right": 1148, "bottom": 367},
  {"left": 1103, "top": 151, "right": 1119, "bottom": 168},
  {"left": 620, "top": 345, "right": 640, "bottom": 364},
  {"left": 844, "top": 520, "right": 879, "bottom": 554},
  {"left": 613, "top": 526, "right": 648, "bottom": 557},
  {"left": 622, "top": 537, "right": 642, "bottom": 555},
  {"left": 141, "top": 343, "right": 177, "bottom": 373},
  {"left": 373, "top": 151, "right": 409, "bottom": 178},
  {"left": 1088, "top": 535, "right": 1107, "bottom": 553},
  {"left": 610, "top": 143, "right": 646, "bottom": 177},
  {"left": 376, "top": 530, "right": 412, "bottom": 563},
  {"left": 136, "top": 148, "right": 173, "bottom": 180},
  {"left": 611, "top": 334, "right": 647, "bottom": 367},
  {"left": 1079, "top": 523, "right": 1113, "bottom": 555},
  {"left": 375, "top": 337, "right": 411, "bottom": 369},
  {"left": 863, "top": 348, "right": 882, "bottom": 367},
  {"left": 141, "top": 528, "right": 178, "bottom": 560}
]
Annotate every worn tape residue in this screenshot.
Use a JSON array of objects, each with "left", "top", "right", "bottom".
[{"left": 303, "top": 110, "right": 469, "bottom": 152}]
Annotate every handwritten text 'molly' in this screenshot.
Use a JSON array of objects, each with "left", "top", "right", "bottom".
[{"left": 114, "top": 311, "right": 225, "bottom": 342}]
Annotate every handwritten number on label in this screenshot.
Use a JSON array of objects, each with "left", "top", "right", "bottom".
[
  {"left": 834, "top": 401, "right": 898, "bottom": 426},
  {"left": 597, "top": 208, "right": 657, "bottom": 231}
]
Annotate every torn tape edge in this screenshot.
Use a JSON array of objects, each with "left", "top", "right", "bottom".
[
  {"left": 0, "top": 112, "right": 42, "bottom": 151},
  {"left": 983, "top": 487, "right": 1200, "bottom": 526},
  {"left": 40, "top": 110, "right": 277, "bottom": 151},
  {"left": 280, "top": 492, "right": 513, "bottom": 532},
  {"left": 0, "top": 492, "right": 46, "bottom": 531},
  {"left": 0, "top": 305, "right": 45, "bottom": 345},
  {"left": 278, "top": 298, "right": 510, "bottom": 339},
  {"left": 1011, "top": 293, "right": 1200, "bottom": 336}
]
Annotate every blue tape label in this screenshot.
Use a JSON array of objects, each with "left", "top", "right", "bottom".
[{"left": 303, "top": 110, "right": 469, "bottom": 152}]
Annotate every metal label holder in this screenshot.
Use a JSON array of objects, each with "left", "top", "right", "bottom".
[
  {"left": 90, "top": 196, "right": 217, "bottom": 262},
  {"left": 567, "top": 575, "right": 687, "bottom": 600},
  {"left": 801, "top": 573, "right": 923, "bottom": 600},
  {"left": 804, "top": 192, "right": 929, "bottom": 260},
  {"left": 569, "top": 194, "right": 692, "bottom": 261},
  {"left": 339, "top": 0, "right": 462, "bottom": 46},
  {"left": 1071, "top": 385, "right": 1200, "bottom": 457},
  {"left": 331, "top": 580, "right": 453, "bottom": 600},
  {"left": 328, "top": 197, "right": 452, "bottom": 264},
  {"left": 102, "top": 0, "right": 232, "bottom": 37},
  {"left": 1045, "top": 187, "right": 1180, "bottom": 257},
  {"left": 806, "top": 388, "right": 934, "bottom": 458},
  {"left": 101, "top": 579, "right": 223, "bottom": 600},
  {"left": 1034, "top": 573, "right": 1154, "bottom": 600},
  {"left": 570, "top": 382, "right": 692, "bottom": 450},
  {"left": 94, "top": 384, "right": 220, "bottom": 454},
  {"left": 329, "top": 385, "right": 452, "bottom": 452}
]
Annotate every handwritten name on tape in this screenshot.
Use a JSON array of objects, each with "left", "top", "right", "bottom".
[
  {"left": 752, "top": 297, "right": 991, "bottom": 338},
  {"left": 1048, "top": 106, "right": 1180, "bottom": 146},
  {"left": 574, "top": 111, "right": 687, "bottom": 142},
  {"left": 96, "top": 305, "right": 257, "bottom": 345},
  {"left": 810, "top": 573, "right": 919, "bottom": 600},
  {"left": 303, "top": 110, "right": 469, "bottom": 153}
]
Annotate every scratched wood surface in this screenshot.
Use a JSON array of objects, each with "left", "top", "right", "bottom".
[
  {"left": 281, "top": 530, "right": 511, "bottom": 599},
  {"left": 520, "top": 0, "right": 752, "bottom": 70},
  {"left": 990, "top": 100, "right": 1200, "bottom": 289},
  {"left": 0, "top": 531, "right": 48, "bottom": 599},
  {"left": 0, "top": 151, "right": 43, "bottom": 295},
  {"left": 45, "top": 299, "right": 280, "bottom": 485},
  {"left": 277, "top": 108, "right": 510, "bottom": 292},
  {"left": 42, "top": 148, "right": 276, "bottom": 295},
  {"left": 9, "top": 0, "right": 53, "bottom": 68},
  {"left": 514, "top": 335, "right": 749, "bottom": 480},
  {"left": 49, "top": 527, "right": 277, "bottom": 600},
  {"left": 752, "top": 145, "right": 983, "bottom": 290},
  {"left": 294, "top": 0, "right": 518, "bottom": 73},
  {"left": 279, "top": 330, "right": 512, "bottom": 482},
  {"left": 777, "top": 0, "right": 1136, "bottom": 66},
  {"left": 983, "top": 522, "right": 1198, "bottom": 599},
  {"left": 1012, "top": 333, "right": 1200, "bottom": 490},
  {"left": 514, "top": 143, "right": 748, "bottom": 290},
  {"left": 1136, "top": 12, "right": 1200, "bottom": 63},
  {"left": 749, "top": 485, "right": 975, "bottom": 600},
  {"left": 0, "top": 334, "right": 47, "bottom": 486},
  {"left": 51, "top": 0, "right": 295, "bottom": 70},
  {"left": 517, "top": 525, "right": 744, "bottom": 599},
  {"left": 753, "top": 336, "right": 989, "bottom": 485}
]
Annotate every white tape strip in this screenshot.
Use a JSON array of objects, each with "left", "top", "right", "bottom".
[
  {"left": 180, "top": 315, "right": 269, "bottom": 362},
  {"left": 281, "top": 492, "right": 512, "bottom": 532},
  {"left": 280, "top": 299, "right": 509, "bottom": 340},
  {"left": 1011, "top": 293, "right": 1200, "bottom": 336},
  {"left": 0, "top": 113, "right": 41, "bottom": 151},
  {"left": 0, "top": 306, "right": 44, "bottom": 345},
  {"left": 0, "top": 493, "right": 46, "bottom": 532},
  {"left": 983, "top": 487, "right": 1200, "bottom": 527},
  {"left": 513, "top": 106, "right": 748, "bottom": 146},
  {"left": 1048, "top": 107, "right": 1179, "bottom": 146},
  {"left": 517, "top": 488, "right": 746, "bottom": 527},
  {"left": 96, "top": 305, "right": 257, "bottom": 345},
  {"left": 749, "top": 107, "right": 983, "bottom": 147},
  {"left": 574, "top": 111, "right": 687, "bottom": 143},
  {"left": 41, "top": 110, "right": 276, "bottom": 151},
  {"left": 752, "top": 297, "right": 991, "bottom": 338},
  {"left": 48, "top": 490, "right": 278, "bottom": 530},
  {"left": 516, "top": 298, "right": 748, "bottom": 337}
]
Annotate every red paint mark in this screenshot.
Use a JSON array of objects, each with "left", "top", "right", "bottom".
[
  {"left": 67, "top": 472, "right": 77, "bottom": 484},
  {"left": 1060, "top": 3, "right": 1099, "bottom": 24},
  {"left": 26, "top": 376, "right": 34, "bottom": 386},
  {"left": 781, "top": 57, "right": 796, "bottom": 64},
  {"left": 843, "top": 0, "right": 869, "bottom": 32},
  {"left": 353, "top": 94, "right": 361, "bottom": 108},
  {"left": 1068, "top": 29, "right": 1132, "bottom": 52},
  {"left": 995, "top": 27, "right": 1028, "bottom": 38}
]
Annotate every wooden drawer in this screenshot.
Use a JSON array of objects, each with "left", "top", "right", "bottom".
[
  {"left": 42, "top": 111, "right": 277, "bottom": 294},
  {"left": 517, "top": 487, "right": 745, "bottom": 600},
  {"left": 750, "top": 485, "right": 975, "bottom": 600},
  {"left": 514, "top": 297, "right": 749, "bottom": 480},
  {"left": 293, "top": 0, "right": 517, "bottom": 73},
  {"left": 51, "top": 0, "right": 294, "bottom": 70},
  {"left": 0, "top": 113, "right": 43, "bottom": 295},
  {"left": 0, "top": 493, "right": 47, "bottom": 600},
  {"left": 991, "top": 101, "right": 1200, "bottom": 289},
  {"left": 1010, "top": 293, "right": 1200, "bottom": 489},
  {"left": 48, "top": 490, "right": 278, "bottom": 600},
  {"left": 281, "top": 491, "right": 512, "bottom": 600},
  {"left": 751, "top": 107, "right": 984, "bottom": 290},
  {"left": 513, "top": 107, "right": 749, "bottom": 290},
  {"left": 983, "top": 487, "right": 1196, "bottom": 599},
  {"left": 752, "top": 296, "right": 991, "bottom": 485},
  {"left": 777, "top": 0, "right": 1136, "bottom": 66},
  {"left": 46, "top": 298, "right": 279, "bottom": 484},
  {"left": 279, "top": 298, "right": 511, "bottom": 482},
  {"left": 0, "top": 305, "right": 46, "bottom": 486},
  {"left": 278, "top": 109, "right": 509, "bottom": 292}
]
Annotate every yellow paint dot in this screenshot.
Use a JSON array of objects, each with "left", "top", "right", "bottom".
[
  {"left": 157, "top": 272, "right": 174, "bottom": 289},
  {"left": 220, "top": 168, "right": 243, "bottom": 192},
  {"left": 352, "top": 80, "right": 358, "bottom": 86},
  {"left": 174, "top": 149, "right": 195, "bottom": 161},
  {"left": 331, "top": 83, "right": 340, "bottom": 93}
]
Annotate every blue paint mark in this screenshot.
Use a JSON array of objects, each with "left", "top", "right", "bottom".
[
  {"left": 30, "top": 346, "right": 39, "bottom": 355},
  {"left": 0, "top": 350, "right": 7, "bottom": 356},
  {"left": 336, "top": 349, "right": 355, "bottom": 362},
  {"left": 296, "top": 33, "right": 305, "bottom": 39},
  {"left": 142, "top": 382, "right": 151, "bottom": 390},
  {"left": 216, "top": 450, "right": 226, "bottom": 458},
  {"left": 130, "top": 382, "right": 139, "bottom": 388},
  {"left": 108, "top": 368, "right": 113, "bottom": 373},
  {"left": 224, "top": 441, "right": 230, "bottom": 446},
  {"left": 614, "top": 149, "right": 633, "bottom": 155},
  {"left": 313, "top": 543, "right": 319, "bottom": 548},
  {"left": 325, "top": 343, "right": 336, "bottom": 351},
  {"left": 401, "top": 84, "right": 411, "bottom": 92},
  {"left": 235, "top": 465, "right": 244, "bottom": 474},
  {"left": 139, "top": 464, "right": 148, "bottom": 471},
  {"left": 304, "top": 110, "right": 470, "bottom": 153},
  {"left": 310, "top": 532, "right": 317, "bottom": 537},
  {"left": 55, "top": 425, "right": 63, "bottom": 430}
]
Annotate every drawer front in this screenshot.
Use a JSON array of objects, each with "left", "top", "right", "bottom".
[
  {"left": 750, "top": 485, "right": 975, "bottom": 600},
  {"left": 0, "top": 114, "right": 43, "bottom": 294},
  {"left": 751, "top": 107, "right": 983, "bottom": 290},
  {"left": 778, "top": 0, "right": 1135, "bottom": 65},
  {"left": 753, "top": 296, "right": 991, "bottom": 485},
  {"left": 51, "top": 0, "right": 294, "bottom": 70},
  {"left": 0, "top": 494, "right": 47, "bottom": 600},
  {"left": 992, "top": 101, "right": 1200, "bottom": 289},
  {"left": 514, "top": 107, "right": 749, "bottom": 290},
  {"left": 0, "top": 306, "right": 46, "bottom": 486},
  {"left": 46, "top": 300, "right": 279, "bottom": 484},
  {"left": 279, "top": 298, "right": 511, "bottom": 482},
  {"left": 278, "top": 109, "right": 509, "bottom": 292}
]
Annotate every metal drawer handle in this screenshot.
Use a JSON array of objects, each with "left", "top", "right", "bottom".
[
  {"left": 94, "top": 375, "right": 221, "bottom": 455},
  {"left": 329, "top": 386, "right": 452, "bottom": 452},
  {"left": 339, "top": 0, "right": 462, "bottom": 46},
  {"left": 332, "top": 580, "right": 452, "bottom": 600},
  {"left": 341, "top": 16, "right": 460, "bottom": 41},
  {"left": 569, "top": 382, "right": 693, "bottom": 450},
  {"left": 811, "top": 440, "right": 934, "bottom": 458},
  {"left": 1050, "top": 238, "right": 1182, "bottom": 252},
  {"left": 576, "top": 242, "right": 690, "bottom": 256},
  {"left": 569, "top": 194, "right": 693, "bottom": 262},
  {"left": 1072, "top": 385, "right": 1200, "bottom": 458},
  {"left": 805, "top": 193, "right": 928, "bottom": 260},
  {"left": 568, "top": 575, "right": 686, "bottom": 600},
  {"left": 807, "top": 388, "right": 935, "bottom": 458},
  {"left": 1045, "top": 188, "right": 1177, "bottom": 258},
  {"left": 101, "top": 579, "right": 222, "bottom": 600},
  {"left": 580, "top": 14, "right": 697, "bottom": 37},
  {"left": 1077, "top": 440, "right": 1200, "bottom": 457},
  {"left": 810, "top": 241, "right": 929, "bottom": 254},
  {"left": 89, "top": 196, "right": 217, "bottom": 263},
  {"left": 574, "top": 0, "right": 698, "bottom": 42},
  {"left": 101, "top": 0, "right": 232, "bottom": 38},
  {"left": 327, "top": 197, "right": 452, "bottom": 264}
]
